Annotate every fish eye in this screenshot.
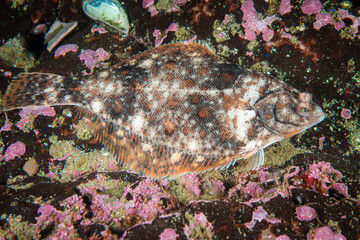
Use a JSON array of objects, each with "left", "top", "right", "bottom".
[{"left": 296, "top": 103, "right": 312, "bottom": 116}]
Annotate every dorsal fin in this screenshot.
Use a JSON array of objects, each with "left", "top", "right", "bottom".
[{"left": 119, "top": 42, "right": 222, "bottom": 68}]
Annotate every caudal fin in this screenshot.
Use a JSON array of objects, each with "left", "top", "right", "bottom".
[{"left": 3, "top": 72, "right": 82, "bottom": 111}]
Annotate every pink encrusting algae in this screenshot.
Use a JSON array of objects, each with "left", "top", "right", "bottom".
[
  {"left": 308, "top": 226, "right": 346, "bottom": 240},
  {"left": 338, "top": 9, "right": 360, "bottom": 37},
  {"left": 301, "top": 0, "right": 322, "bottom": 15},
  {"left": 183, "top": 212, "right": 214, "bottom": 239},
  {"left": 54, "top": 44, "right": 79, "bottom": 59},
  {"left": 0, "top": 122, "right": 12, "bottom": 131},
  {"left": 79, "top": 48, "right": 110, "bottom": 75},
  {"left": 159, "top": 228, "right": 179, "bottom": 240},
  {"left": 302, "top": 161, "right": 349, "bottom": 196},
  {"left": 240, "top": 0, "right": 278, "bottom": 42},
  {"left": 296, "top": 206, "right": 317, "bottom": 221},
  {"left": 16, "top": 106, "right": 56, "bottom": 130},
  {"left": 182, "top": 173, "right": 201, "bottom": 196},
  {"left": 244, "top": 206, "right": 281, "bottom": 229},
  {"left": 153, "top": 23, "right": 178, "bottom": 47},
  {"left": 13, "top": 160, "right": 352, "bottom": 238},
  {"left": 123, "top": 179, "right": 169, "bottom": 221},
  {"left": 279, "top": 0, "right": 292, "bottom": 15},
  {"left": 313, "top": 13, "right": 345, "bottom": 30},
  {"left": 1, "top": 141, "right": 26, "bottom": 162},
  {"left": 340, "top": 108, "right": 351, "bottom": 119},
  {"left": 90, "top": 27, "right": 108, "bottom": 34},
  {"left": 142, "top": 0, "right": 158, "bottom": 16}
]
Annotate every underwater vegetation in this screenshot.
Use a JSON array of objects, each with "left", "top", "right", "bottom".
[{"left": 0, "top": 0, "right": 359, "bottom": 239}]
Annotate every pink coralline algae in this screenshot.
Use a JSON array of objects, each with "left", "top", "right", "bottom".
[
  {"left": 79, "top": 48, "right": 110, "bottom": 75},
  {"left": 91, "top": 27, "right": 108, "bottom": 34},
  {"left": 240, "top": 0, "right": 278, "bottom": 42},
  {"left": 340, "top": 108, "right": 351, "bottom": 119},
  {"left": 309, "top": 226, "right": 346, "bottom": 240},
  {"left": 310, "top": 9, "right": 360, "bottom": 37},
  {"left": 87, "top": 192, "right": 123, "bottom": 223},
  {"left": 244, "top": 206, "right": 281, "bottom": 229},
  {"left": 183, "top": 35, "right": 198, "bottom": 44},
  {"left": 222, "top": 14, "right": 231, "bottom": 24},
  {"left": 302, "top": 161, "right": 348, "bottom": 196},
  {"left": 338, "top": 9, "right": 360, "bottom": 37},
  {"left": 0, "top": 122, "right": 12, "bottom": 131},
  {"left": 35, "top": 195, "right": 86, "bottom": 238},
  {"left": 228, "top": 180, "right": 264, "bottom": 201},
  {"left": 123, "top": 179, "right": 169, "bottom": 221},
  {"left": 50, "top": 153, "right": 70, "bottom": 161},
  {"left": 313, "top": 13, "right": 345, "bottom": 30},
  {"left": 54, "top": 44, "right": 79, "bottom": 59},
  {"left": 276, "top": 235, "right": 291, "bottom": 240},
  {"left": 77, "top": 180, "right": 124, "bottom": 224},
  {"left": 279, "top": 0, "right": 292, "bottom": 15},
  {"left": 154, "top": 23, "right": 178, "bottom": 47},
  {"left": 16, "top": 106, "right": 56, "bottom": 130},
  {"left": 182, "top": 173, "right": 201, "bottom": 196},
  {"left": 183, "top": 212, "right": 213, "bottom": 239},
  {"left": 296, "top": 206, "right": 317, "bottom": 221},
  {"left": 2, "top": 141, "right": 26, "bottom": 162},
  {"left": 159, "top": 228, "right": 179, "bottom": 240},
  {"left": 29, "top": 23, "right": 47, "bottom": 35},
  {"left": 301, "top": 0, "right": 322, "bottom": 15},
  {"left": 332, "top": 182, "right": 349, "bottom": 197},
  {"left": 142, "top": 0, "right": 158, "bottom": 16}
]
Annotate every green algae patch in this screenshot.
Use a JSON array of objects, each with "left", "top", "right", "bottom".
[
  {"left": 344, "top": 120, "right": 360, "bottom": 153},
  {"left": 0, "top": 35, "right": 36, "bottom": 71},
  {"left": 184, "top": 211, "right": 214, "bottom": 239},
  {"left": 20, "top": 114, "right": 35, "bottom": 133},
  {"left": 77, "top": 173, "right": 131, "bottom": 198},
  {"left": 10, "top": 0, "right": 29, "bottom": 10},
  {"left": 168, "top": 178, "right": 196, "bottom": 204},
  {"left": 175, "top": 26, "right": 196, "bottom": 42},
  {"left": 0, "top": 214, "right": 36, "bottom": 240},
  {"left": 265, "top": 138, "right": 306, "bottom": 167},
  {"left": 216, "top": 44, "right": 238, "bottom": 58},
  {"left": 155, "top": 0, "right": 173, "bottom": 11},
  {"left": 48, "top": 139, "right": 120, "bottom": 182},
  {"left": 212, "top": 14, "right": 241, "bottom": 43},
  {"left": 251, "top": 61, "right": 272, "bottom": 73},
  {"left": 7, "top": 174, "right": 35, "bottom": 190},
  {"left": 72, "top": 119, "right": 94, "bottom": 140}
]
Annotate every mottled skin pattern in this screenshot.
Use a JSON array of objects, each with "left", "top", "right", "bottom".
[{"left": 3, "top": 43, "right": 325, "bottom": 178}]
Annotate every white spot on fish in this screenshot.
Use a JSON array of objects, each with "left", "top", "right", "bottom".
[{"left": 91, "top": 100, "right": 103, "bottom": 113}]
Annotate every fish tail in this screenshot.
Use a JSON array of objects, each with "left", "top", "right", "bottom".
[{"left": 3, "top": 72, "right": 83, "bottom": 111}]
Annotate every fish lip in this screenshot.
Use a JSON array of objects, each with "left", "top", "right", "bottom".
[{"left": 312, "top": 104, "right": 325, "bottom": 123}]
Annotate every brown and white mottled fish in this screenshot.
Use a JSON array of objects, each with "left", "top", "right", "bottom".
[{"left": 3, "top": 43, "right": 325, "bottom": 178}]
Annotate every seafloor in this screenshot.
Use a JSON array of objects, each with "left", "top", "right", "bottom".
[{"left": 0, "top": 0, "right": 359, "bottom": 239}]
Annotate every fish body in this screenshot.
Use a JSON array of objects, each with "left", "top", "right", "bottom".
[{"left": 3, "top": 43, "right": 325, "bottom": 178}]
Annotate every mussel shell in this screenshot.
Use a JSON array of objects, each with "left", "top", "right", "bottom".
[{"left": 82, "top": 0, "right": 130, "bottom": 35}]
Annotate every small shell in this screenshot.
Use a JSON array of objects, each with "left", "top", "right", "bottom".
[{"left": 82, "top": 0, "right": 130, "bottom": 36}]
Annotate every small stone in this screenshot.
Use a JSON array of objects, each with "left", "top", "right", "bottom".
[{"left": 23, "top": 158, "right": 39, "bottom": 176}]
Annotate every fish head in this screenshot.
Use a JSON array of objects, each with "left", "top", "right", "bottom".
[{"left": 255, "top": 91, "right": 325, "bottom": 138}]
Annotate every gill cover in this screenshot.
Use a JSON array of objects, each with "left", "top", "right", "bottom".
[{"left": 255, "top": 92, "right": 325, "bottom": 137}]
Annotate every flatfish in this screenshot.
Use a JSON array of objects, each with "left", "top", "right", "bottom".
[{"left": 3, "top": 43, "right": 325, "bottom": 178}]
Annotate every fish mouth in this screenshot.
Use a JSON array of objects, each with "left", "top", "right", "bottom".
[{"left": 311, "top": 103, "right": 325, "bottom": 124}]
